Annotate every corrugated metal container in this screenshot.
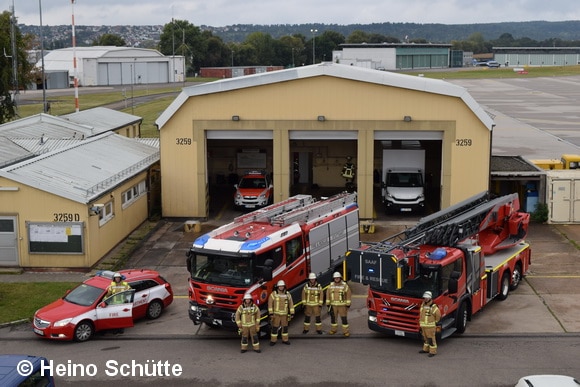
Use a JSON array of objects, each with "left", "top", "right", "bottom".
[{"left": 546, "top": 170, "right": 580, "bottom": 224}]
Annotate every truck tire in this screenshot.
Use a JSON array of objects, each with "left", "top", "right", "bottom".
[
  {"left": 455, "top": 301, "right": 468, "bottom": 334},
  {"left": 509, "top": 263, "right": 522, "bottom": 291},
  {"left": 497, "top": 272, "right": 510, "bottom": 301}
]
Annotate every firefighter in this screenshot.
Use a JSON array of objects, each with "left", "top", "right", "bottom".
[
  {"left": 302, "top": 272, "right": 323, "bottom": 334},
  {"left": 105, "top": 272, "right": 131, "bottom": 300},
  {"left": 268, "top": 280, "right": 294, "bottom": 345},
  {"left": 235, "top": 293, "right": 261, "bottom": 353},
  {"left": 419, "top": 291, "right": 441, "bottom": 357},
  {"left": 105, "top": 272, "right": 131, "bottom": 334},
  {"left": 326, "top": 271, "right": 352, "bottom": 337}
]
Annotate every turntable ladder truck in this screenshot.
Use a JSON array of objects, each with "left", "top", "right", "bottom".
[{"left": 346, "top": 191, "right": 531, "bottom": 339}]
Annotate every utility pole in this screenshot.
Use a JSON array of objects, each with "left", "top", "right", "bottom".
[
  {"left": 9, "top": 0, "right": 19, "bottom": 106},
  {"left": 310, "top": 29, "right": 317, "bottom": 64}
]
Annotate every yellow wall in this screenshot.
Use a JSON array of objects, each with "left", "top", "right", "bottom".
[
  {"left": 0, "top": 171, "right": 150, "bottom": 269},
  {"left": 160, "top": 76, "right": 491, "bottom": 218}
]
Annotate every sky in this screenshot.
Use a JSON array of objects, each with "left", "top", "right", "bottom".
[{"left": 2, "top": 0, "right": 579, "bottom": 27}]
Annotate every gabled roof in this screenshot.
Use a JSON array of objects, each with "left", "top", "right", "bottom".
[
  {"left": 63, "top": 107, "right": 142, "bottom": 132},
  {"left": 0, "top": 137, "right": 31, "bottom": 168},
  {"left": 0, "top": 132, "right": 159, "bottom": 204},
  {"left": 156, "top": 62, "right": 494, "bottom": 130},
  {"left": 0, "top": 113, "right": 93, "bottom": 139}
]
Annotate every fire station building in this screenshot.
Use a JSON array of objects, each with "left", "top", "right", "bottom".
[{"left": 156, "top": 62, "right": 494, "bottom": 221}]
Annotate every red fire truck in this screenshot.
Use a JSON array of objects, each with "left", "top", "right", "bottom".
[
  {"left": 186, "top": 192, "right": 359, "bottom": 331},
  {"left": 346, "top": 191, "right": 531, "bottom": 339}
]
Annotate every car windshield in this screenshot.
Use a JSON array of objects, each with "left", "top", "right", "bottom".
[
  {"left": 239, "top": 177, "right": 267, "bottom": 189},
  {"left": 387, "top": 172, "right": 423, "bottom": 187},
  {"left": 64, "top": 283, "right": 104, "bottom": 306},
  {"left": 190, "top": 254, "right": 254, "bottom": 286}
]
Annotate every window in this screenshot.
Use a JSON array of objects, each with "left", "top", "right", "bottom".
[
  {"left": 122, "top": 180, "right": 147, "bottom": 209},
  {"left": 99, "top": 200, "right": 114, "bottom": 226},
  {"left": 441, "top": 259, "right": 463, "bottom": 292},
  {"left": 285, "top": 237, "right": 303, "bottom": 265}
]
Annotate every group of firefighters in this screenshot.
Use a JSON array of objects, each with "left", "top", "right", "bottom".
[
  {"left": 235, "top": 271, "right": 352, "bottom": 353},
  {"left": 235, "top": 271, "right": 441, "bottom": 356}
]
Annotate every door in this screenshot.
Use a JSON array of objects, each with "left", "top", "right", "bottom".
[
  {"left": 550, "top": 179, "right": 571, "bottom": 222},
  {"left": 0, "top": 216, "right": 18, "bottom": 266},
  {"left": 95, "top": 289, "right": 135, "bottom": 330}
]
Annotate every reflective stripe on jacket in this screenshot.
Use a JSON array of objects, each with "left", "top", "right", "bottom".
[
  {"left": 235, "top": 303, "right": 260, "bottom": 327},
  {"left": 419, "top": 302, "right": 441, "bottom": 328},
  {"left": 268, "top": 291, "right": 294, "bottom": 316},
  {"left": 302, "top": 283, "right": 323, "bottom": 306},
  {"left": 326, "top": 281, "right": 351, "bottom": 307}
]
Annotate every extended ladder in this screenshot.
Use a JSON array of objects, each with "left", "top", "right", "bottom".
[
  {"left": 271, "top": 191, "right": 357, "bottom": 226},
  {"left": 234, "top": 194, "right": 315, "bottom": 225},
  {"left": 365, "top": 191, "right": 520, "bottom": 253}
]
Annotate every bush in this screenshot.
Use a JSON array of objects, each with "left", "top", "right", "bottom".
[{"left": 531, "top": 202, "right": 549, "bottom": 223}]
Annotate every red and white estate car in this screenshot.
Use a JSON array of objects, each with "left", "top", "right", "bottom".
[{"left": 33, "top": 269, "right": 173, "bottom": 342}]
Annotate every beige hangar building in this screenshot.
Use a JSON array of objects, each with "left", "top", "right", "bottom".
[{"left": 156, "top": 63, "right": 494, "bottom": 220}]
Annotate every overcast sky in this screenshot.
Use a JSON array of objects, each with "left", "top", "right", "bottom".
[{"left": 2, "top": 0, "right": 579, "bottom": 27}]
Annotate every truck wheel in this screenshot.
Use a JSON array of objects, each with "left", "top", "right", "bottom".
[
  {"left": 497, "top": 272, "right": 510, "bottom": 301},
  {"left": 455, "top": 301, "right": 468, "bottom": 334},
  {"left": 510, "top": 263, "right": 522, "bottom": 291}
]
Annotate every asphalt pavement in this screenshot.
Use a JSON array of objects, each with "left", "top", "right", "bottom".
[{"left": 2, "top": 219, "right": 579, "bottom": 340}]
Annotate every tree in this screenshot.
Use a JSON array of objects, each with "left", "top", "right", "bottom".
[
  {"left": 158, "top": 20, "right": 205, "bottom": 73},
  {"left": 92, "top": 33, "right": 126, "bottom": 46},
  {"left": 0, "top": 11, "right": 34, "bottom": 123}
]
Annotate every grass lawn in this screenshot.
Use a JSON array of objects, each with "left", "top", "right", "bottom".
[{"left": 0, "top": 282, "right": 80, "bottom": 324}]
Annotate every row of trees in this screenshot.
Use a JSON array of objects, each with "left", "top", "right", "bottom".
[{"left": 3, "top": 11, "right": 580, "bottom": 123}]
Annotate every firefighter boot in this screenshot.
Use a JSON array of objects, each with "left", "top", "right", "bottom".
[{"left": 329, "top": 323, "right": 338, "bottom": 335}]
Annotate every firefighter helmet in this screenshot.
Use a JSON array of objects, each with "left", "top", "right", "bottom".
[
  {"left": 333, "top": 271, "right": 342, "bottom": 278},
  {"left": 113, "top": 272, "right": 122, "bottom": 279},
  {"left": 308, "top": 273, "right": 317, "bottom": 280},
  {"left": 276, "top": 280, "right": 286, "bottom": 287},
  {"left": 243, "top": 293, "right": 253, "bottom": 301},
  {"left": 423, "top": 291, "right": 432, "bottom": 299}
]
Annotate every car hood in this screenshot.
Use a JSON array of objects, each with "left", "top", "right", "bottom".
[
  {"left": 35, "top": 298, "right": 92, "bottom": 322},
  {"left": 387, "top": 186, "right": 423, "bottom": 199},
  {"left": 237, "top": 188, "right": 269, "bottom": 196}
]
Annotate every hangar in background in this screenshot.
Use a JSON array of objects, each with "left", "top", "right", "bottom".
[{"left": 37, "top": 46, "right": 185, "bottom": 88}]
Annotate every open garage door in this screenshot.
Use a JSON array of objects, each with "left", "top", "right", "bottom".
[{"left": 374, "top": 131, "right": 443, "bottom": 216}]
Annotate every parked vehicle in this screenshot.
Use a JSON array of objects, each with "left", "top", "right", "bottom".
[
  {"left": 33, "top": 269, "right": 173, "bottom": 342},
  {"left": 485, "top": 60, "right": 501, "bottom": 68},
  {"left": 514, "top": 375, "right": 580, "bottom": 387},
  {"left": 347, "top": 191, "right": 531, "bottom": 339},
  {"left": 234, "top": 170, "right": 273, "bottom": 209},
  {"left": 0, "top": 354, "right": 56, "bottom": 387},
  {"left": 382, "top": 148, "right": 425, "bottom": 214},
  {"left": 186, "top": 192, "right": 359, "bottom": 331}
]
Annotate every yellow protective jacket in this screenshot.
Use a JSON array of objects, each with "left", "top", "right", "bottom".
[
  {"left": 302, "top": 282, "right": 323, "bottom": 307},
  {"left": 235, "top": 303, "right": 260, "bottom": 328},
  {"left": 326, "top": 280, "right": 351, "bottom": 307},
  {"left": 106, "top": 281, "right": 130, "bottom": 297},
  {"left": 419, "top": 301, "right": 441, "bottom": 328},
  {"left": 268, "top": 290, "right": 294, "bottom": 316}
]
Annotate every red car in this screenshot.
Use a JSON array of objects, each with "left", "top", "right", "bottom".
[
  {"left": 234, "top": 171, "right": 273, "bottom": 209},
  {"left": 33, "top": 269, "right": 173, "bottom": 342}
]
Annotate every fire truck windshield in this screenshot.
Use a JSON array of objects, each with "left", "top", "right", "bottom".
[
  {"left": 395, "top": 266, "right": 439, "bottom": 298},
  {"left": 189, "top": 253, "right": 254, "bottom": 286}
]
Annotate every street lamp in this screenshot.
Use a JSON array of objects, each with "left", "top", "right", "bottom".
[{"left": 310, "top": 29, "right": 317, "bottom": 64}]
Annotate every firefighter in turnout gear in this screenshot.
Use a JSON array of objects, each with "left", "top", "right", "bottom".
[
  {"left": 326, "top": 271, "right": 352, "bottom": 336},
  {"left": 302, "top": 272, "right": 324, "bottom": 334},
  {"left": 105, "top": 272, "right": 131, "bottom": 302},
  {"left": 419, "top": 291, "right": 441, "bottom": 357},
  {"left": 235, "top": 293, "right": 261, "bottom": 353},
  {"left": 268, "top": 280, "right": 294, "bottom": 345}
]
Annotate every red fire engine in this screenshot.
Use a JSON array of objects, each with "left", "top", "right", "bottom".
[
  {"left": 346, "top": 191, "right": 531, "bottom": 339},
  {"left": 186, "top": 192, "right": 359, "bottom": 331}
]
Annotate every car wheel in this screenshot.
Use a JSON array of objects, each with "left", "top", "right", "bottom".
[
  {"left": 510, "top": 263, "right": 522, "bottom": 291},
  {"left": 74, "top": 320, "right": 94, "bottom": 342},
  {"left": 497, "top": 272, "right": 510, "bottom": 301},
  {"left": 146, "top": 300, "right": 164, "bottom": 319}
]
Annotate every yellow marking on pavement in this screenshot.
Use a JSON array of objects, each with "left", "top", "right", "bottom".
[
  {"left": 215, "top": 200, "right": 228, "bottom": 221},
  {"left": 527, "top": 275, "right": 580, "bottom": 278}
]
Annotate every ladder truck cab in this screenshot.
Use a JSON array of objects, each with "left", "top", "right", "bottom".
[
  {"left": 346, "top": 191, "right": 531, "bottom": 340},
  {"left": 186, "top": 192, "right": 359, "bottom": 331}
]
